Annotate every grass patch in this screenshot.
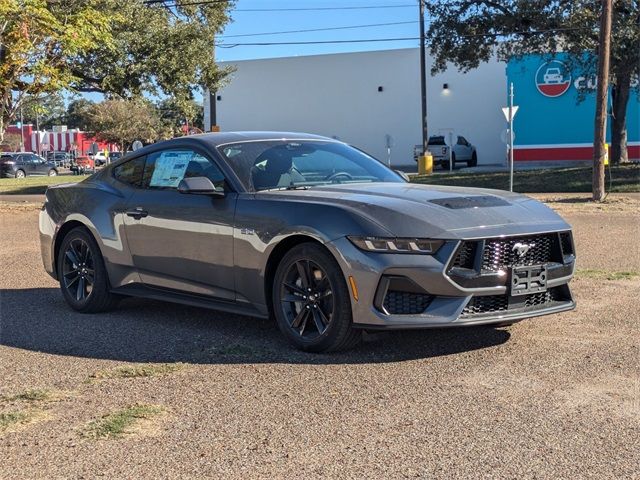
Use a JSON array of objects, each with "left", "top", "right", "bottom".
[
  {"left": 0, "top": 411, "right": 31, "bottom": 431},
  {"left": 83, "top": 405, "right": 165, "bottom": 439},
  {"left": 577, "top": 269, "right": 639, "bottom": 281},
  {"left": 0, "top": 174, "right": 89, "bottom": 195},
  {"left": 1, "top": 389, "right": 52, "bottom": 402},
  {"left": 411, "top": 164, "right": 640, "bottom": 193},
  {"left": 89, "top": 363, "right": 185, "bottom": 380}
]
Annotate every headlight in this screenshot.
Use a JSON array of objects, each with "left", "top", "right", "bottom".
[
  {"left": 2, "top": 161, "right": 15, "bottom": 165},
  {"left": 348, "top": 236, "right": 443, "bottom": 254}
]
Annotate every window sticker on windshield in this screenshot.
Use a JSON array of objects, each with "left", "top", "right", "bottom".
[{"left": 149, "top": 151, "right": 192, "bottom": 187}]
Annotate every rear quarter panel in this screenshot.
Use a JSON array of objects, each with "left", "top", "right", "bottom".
[{"left": 44, "top": 178, "right": 138, "bottom": 286}]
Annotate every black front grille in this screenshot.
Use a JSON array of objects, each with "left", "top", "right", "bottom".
[
  {"left": 482, "top": 234, "right": 560, "bottom": 271},
  {"left": 461, "top": 295, "right": 509, "bottom": 317},
  {"left": 559, "top": 231, "right": 574, "bottom": 256},
  {"left": 524, "top": 289, "right": 562, "bottom": 308},
  {"left": 451, "top": 241, "right": 477, "bottom": 269},
  {"left": 451, "top": 234, "right": 563, "bottom": 274},
  {"left": 461, "top": 287, "right": 568, "bottom": 318},
  {"left": 383, "top": 291, "right": 433, "bottom": 315}
]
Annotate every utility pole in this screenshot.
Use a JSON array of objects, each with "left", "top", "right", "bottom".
[
  {"left": 509, "top": 82, "right": 515, "bottom": 192},
  {"left": 592, "top": 0, "right": 613, "bottom": 201},
  {"left": 19, "top": 107, "right": 24, "bottom": 152},
  {"left": 419, "top": 0, "right": 428, "bottom": 157}
]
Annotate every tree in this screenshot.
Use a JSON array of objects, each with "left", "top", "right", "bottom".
[
  {"left": 72, "top": 1, "right": 233, "bottom": 111},
  {"left": 84, "top": 99, "right": 162, "bottom": 152},
  {"left": 64, "top": 98, "right": 95, "bottom": 130},
  {"left": 0, "top": 0, "right": 112, "bottom": 143},
  {"left": 0, "top": 132, "right": 22, "bottom": 151},
  {"left": 21, "top": 93, "right": 66, "bottom": 129},
  {"left": 157, "top": 97, "right": 204, "bottom": 136},
  {"left": 1, "top": 1, "right": 233, "bottom": 143},
  {"left": 425, "top": 0, "right": 639, "bottom": 163}
]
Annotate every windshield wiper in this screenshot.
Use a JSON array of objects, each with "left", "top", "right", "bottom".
[{"left": 260, "top": 184, "right": 312, "bottom": 192}]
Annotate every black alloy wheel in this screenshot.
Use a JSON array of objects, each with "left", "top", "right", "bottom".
[
  {"left": 62, "top": 238, "right": 95, "bottom": 302},
  {"left": 272, "top": 243, "right": 361, "bottom": 352},
  {"left": 57, "top": 227, "right": 119, "bottom": 313},
  {"left": 280, "top": 259, "right": 334, "bottom": 339}
]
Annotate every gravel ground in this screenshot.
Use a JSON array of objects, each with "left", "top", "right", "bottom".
[{"left": 0, "top": 197, "right": 638, "bottom": 479}]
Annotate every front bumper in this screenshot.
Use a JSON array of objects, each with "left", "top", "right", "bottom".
[{"left": 326, "top": 232, "right": 576, "bottom": 329}]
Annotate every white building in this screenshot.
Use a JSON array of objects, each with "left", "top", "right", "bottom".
[{"left": 205, "top": 48, "right": 507, "bottom": 168}]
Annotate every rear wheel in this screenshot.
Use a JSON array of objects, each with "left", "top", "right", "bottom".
[
  {"left": 57, "top": 227, "right": 119, "bottom": 313},
  {"left": 15, "top": 169, "right": 25, "bottom": 179},
  {"left": 443, "top": 153, "right": 455, "bottom": 170},
  {"left": 48, "top": 169, "right": 58, "bottom": 176},
  {"left": 272, "top": 243, "right": 361, "bottom": 352}
]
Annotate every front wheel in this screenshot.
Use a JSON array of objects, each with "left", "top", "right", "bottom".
[
  {"left": 272, "top": 243, "right": 361, "bottom": 352},
  {"left": 467, "top": 152, "right": 478, "bottom": 167},
  {"left": 48, "top": 169, "right": 58, "bottom": 176},
  {"left": 15, "top": 169, "right": 25, "bottom": 179},
  {"left": 58, "top": 227, "right": 119, "bottom": 313}
]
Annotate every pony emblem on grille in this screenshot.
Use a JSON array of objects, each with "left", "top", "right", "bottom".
[{"left": 512, "top": 242, "right": 535, "bottom": 257}]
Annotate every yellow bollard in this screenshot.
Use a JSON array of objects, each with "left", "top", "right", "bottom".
[
  {"left": 604, "top": 143, "right": 609, "bottom": 166},
  {"left": 418, "top": 152, "right": 433, "bottom": 175}
]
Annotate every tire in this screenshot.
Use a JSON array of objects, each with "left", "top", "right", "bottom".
[
  {"left": 57, "top": 226, "right": 119, "bottom": 313},
  {"left": 15, "top": 169, "right": 25, "bottom": 179},
  {"left": 467, "top": 151, "right": 478, "bottom": 168},
  {"left": 272, "top": 242, "right": 361, "bottom": 352},
  {"left": 48, "top": 169, "right": 58, "bottom": 176},
  {"left": 443, "top": 153, "right": 455, "bottom": 170}
]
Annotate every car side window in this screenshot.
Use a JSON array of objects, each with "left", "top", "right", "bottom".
[
  {"left": 143, "top": 149, "right": 226, "bottom": 191},
  {"left": 113, "top": 156, "right": 145, "bottom": 187},
  {"left": 457, "top": 136, "right": 469, "bottom": 146}
]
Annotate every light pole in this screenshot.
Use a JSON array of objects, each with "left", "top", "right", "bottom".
[{"left": 419, "top": 0, "right": 428, "bottom": 157}]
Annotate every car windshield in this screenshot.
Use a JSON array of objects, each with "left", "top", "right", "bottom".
[
  {"left": 428, "top": 136, "right": 446, "bottom": 145},
  {"left": 217, "top": 140, "right": 404, "bottom": 192}
]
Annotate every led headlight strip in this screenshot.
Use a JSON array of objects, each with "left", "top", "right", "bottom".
[{"left": 348, "top": 236, "right": 443, "bottom": 254}]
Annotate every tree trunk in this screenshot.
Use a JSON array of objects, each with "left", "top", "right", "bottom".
[{"left": 611, "top": 69, "right": 631, "bottom": 164}]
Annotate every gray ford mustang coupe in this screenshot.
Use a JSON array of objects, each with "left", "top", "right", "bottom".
[{"left": 40, "top": 132, "right": 576, "bottom": 352}]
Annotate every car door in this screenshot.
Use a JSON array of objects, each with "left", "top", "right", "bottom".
[
  {"left": 33, "top": 155, "right": 49, "bottom": 174},
  {"left": 454, "top": 136, "right": 472, "bottom": 161},
  {"left": 24, "top": 154, "right": 38, "bottom": 174},
  {"left": 122, "top": 147, "right": 237, "bottom": 300}
]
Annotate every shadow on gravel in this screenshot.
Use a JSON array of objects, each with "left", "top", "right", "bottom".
[{"left": 0, "top": 288, "right": 510, "bottom": 365}]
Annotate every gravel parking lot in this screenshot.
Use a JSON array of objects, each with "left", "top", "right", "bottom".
[{"left": 1, "top": 195, "right": 638, "bottom": 479}]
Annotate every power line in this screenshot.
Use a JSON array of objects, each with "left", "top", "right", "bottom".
[
  {"left": 216, "top": 26, "right": 591, "bottom": 48},
  {"left": 220, "top": 21, "right": 417, "bottom": 38},
  {"left": 146, "top": 0, "right": 417, "bottom": 11},
  {"left": 217, "top": 37, "right": 419, "bottom": 48}
]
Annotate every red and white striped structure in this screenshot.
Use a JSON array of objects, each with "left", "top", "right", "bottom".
[{"left": 4, "top": 124, "right": 116, "bottom": 155}]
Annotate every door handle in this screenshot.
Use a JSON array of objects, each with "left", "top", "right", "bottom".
[{"left": 125, "top": 208, "right": 148, "bottom": 220}]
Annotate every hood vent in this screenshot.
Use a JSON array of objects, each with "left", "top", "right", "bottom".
[{"left": 429, "top": 195, "right": 510, "bottom": 209}]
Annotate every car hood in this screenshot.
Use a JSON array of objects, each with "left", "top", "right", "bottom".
[{"left": 263, "top": 182, "right": 570, "bottom": 239}]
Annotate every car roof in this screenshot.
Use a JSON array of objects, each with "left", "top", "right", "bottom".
[{"left": 128, "top": 131, "right": 339, "bottom": 158}]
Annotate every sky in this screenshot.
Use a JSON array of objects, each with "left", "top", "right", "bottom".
[
  {"left": 80, "top": 1, "right": 424, "bottom": 105},
  {"left": 215, "top": 0, "right": 424, "bottom": 61}
]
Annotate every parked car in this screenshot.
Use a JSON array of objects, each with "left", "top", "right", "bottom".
[
  {"left": 46, "top": 151, "right": 73, "bottom": 168},
  {"left": 70, "top": 156, "right": 95, "bottom": 175},
  {"left": 40, "top": 132, "right": 576, "bottom": 352},
  {"left": 416, "top": 135, "right": 478, "bottom": 169},
  {"left": 1, "top": 152, "right": 58, "bottom": 178},
  {"left": 92, "top": 152, "right": 109, "bottom": 166},
  {"left": 108, "top": 151, "right": 123, "bottom": 162}
]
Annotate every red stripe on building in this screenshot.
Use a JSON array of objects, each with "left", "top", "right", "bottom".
[{"left": 515, "top": 145, "right": 640, "bottom": 161}]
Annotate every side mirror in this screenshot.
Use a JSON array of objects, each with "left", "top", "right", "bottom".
[
  {"left": 178, "top": 176, "right": 225, "bottom": 197},
  {"left": 395, "top": 170, "right": 411, "bottom": 182}
]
